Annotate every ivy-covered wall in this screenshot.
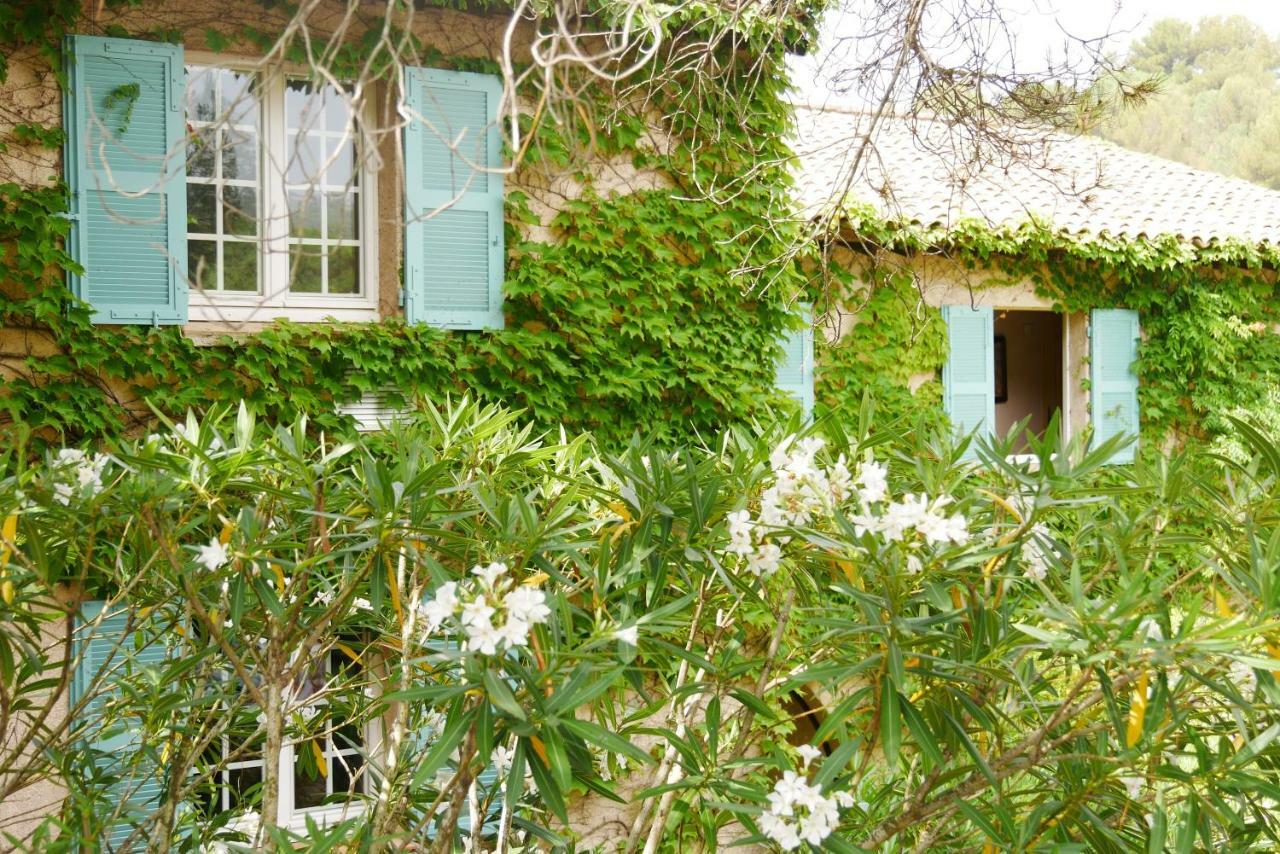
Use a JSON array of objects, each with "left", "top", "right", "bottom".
[{"left": 0, "top": 0, "right": 815, "bottom": 449}]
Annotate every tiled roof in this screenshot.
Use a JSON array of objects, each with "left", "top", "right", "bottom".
[{"left": 790, "top": 104, "right": 1280, "bottom": 246}]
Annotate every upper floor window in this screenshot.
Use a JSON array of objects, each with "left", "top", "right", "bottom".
[{"left": 185, "top": 63, "right": 377, "bottom": 323}]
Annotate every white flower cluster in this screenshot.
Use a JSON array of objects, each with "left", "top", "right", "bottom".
[
  {"left": 418, "top": 562, "right": 551, "bottom": 655},
  {"left": 725, "top": 436, "right": 971, "bottom": 580},
  {"left": 50, "top": 448, "right": 110, "bottom": 505},
  {"left": 758, "top": 748, "right": 854, "bottom": 851},
  {"left": 1020, "top": 523, "right": 1057, "bottom": 581}
]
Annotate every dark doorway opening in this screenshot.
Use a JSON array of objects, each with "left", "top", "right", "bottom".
[{"left": 994, "top": 310, "right": 1063, "bottom": 446}]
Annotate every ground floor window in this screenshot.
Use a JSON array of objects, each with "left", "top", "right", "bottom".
[
  {"left": 993, "top": 309, "right": 1064, "bottom": 445},
  {"left": 202, "top": 648, "right": 372, "bottom": 831}
]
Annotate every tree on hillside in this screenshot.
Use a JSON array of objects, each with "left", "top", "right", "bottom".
[{"left": 1099, "top": 15, "right": 1280, "bottom": 188}]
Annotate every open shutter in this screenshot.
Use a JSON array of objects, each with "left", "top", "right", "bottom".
[
  {"left": 942, "top": 305, "right": 995, "bottom": 455},
  {"left": 402, "top": 68, "right": 504, "bottom": 329},
  {"left": 1090, "top": 308, "right": 1140, "bottom": 463},
  {"left": 63, "top": 36, "right": 187, "bottom": 325},
  {"left": 775, "top": 305, "right": 814, "bottom": 419},
  {"left": 71, "top": 601, "right": 172, "bottom": 849}
]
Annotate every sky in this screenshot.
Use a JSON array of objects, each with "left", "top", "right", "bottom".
[{"left": 791, "top": 0, "right": 1280, "bottom": 107}]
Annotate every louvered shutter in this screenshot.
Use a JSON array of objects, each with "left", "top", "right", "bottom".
[
  {"left": 71, "top": 601, "right": 172, "bottom": 850},
  {"left": 402, "top": 68, "right": 504, "bottom": 329},
  {"left": 62, "top": 36, "right": 187, "bottom": 325},
  {"left": 1090, "top": 308, "right": 1140, "bottom": 463},
  {"left": 775, "top": 305, "right": 814, "bottom": 419},
  {"left": 942, "top": 305, "right": 995, "bottom": 456}
]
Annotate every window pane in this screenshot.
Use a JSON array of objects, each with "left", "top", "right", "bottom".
[
  {"left": 332, "top": 754, "right": 365, "bottom": 795},
  {"left": 325, "top": 137, "right": 354, "bottom": 187},
  {"left": 223, "top": 241, "right": 258, "bottom": 292},
  {"left": 286, "top": 132, "right": 323, "bottom": 184},
  {"left": 290, "top": 247, "right": 323, "bottom": 293},
  {"left": 325, "top": 90, "right": 352, "bottom": 133},
  {"left": 286, "top": 79, "right": 324, "bottom": 134},
  {"left": 228, "top": 765, "right": 263, "bottom": 811},
  {"left": 223, "top": 186, "right": 258, "bottom": 236},
  {"left": 187, "top": 184, "right": 216, "bottom": 234},
  {"left": 328, "top": 246, "right": 359, "bottom": 295},
  {"left": 222, "top": 70, "right": 259, "bottom": 128},
  {"left": 224, "top": 130, "right": 258, "bottom": 181},
  {"left": 293, "top": 746, "right": 328, "bottom": 808},
  {"left": 188, "top": 127, "right": 215, "bottom": 178},
  {"left": 186, "top": 66, "right": 217, "bottom": 122},
  {"left": 326, "top": 191, "right": 357, "bottom": 240},
  {"left": 288, "top": 189, "right": 321, "bottom": 238},
  {"left": 188, "top": 241, "right": 217, "bottom": 291}
]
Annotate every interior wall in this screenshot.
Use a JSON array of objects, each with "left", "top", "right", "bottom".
[{"left": 995, "top": 310, "right": 1063, "bottom": 442}]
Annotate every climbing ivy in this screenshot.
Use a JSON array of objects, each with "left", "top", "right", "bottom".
[{"left": 0, "top": 2, "right": 812, "bottom": 449}]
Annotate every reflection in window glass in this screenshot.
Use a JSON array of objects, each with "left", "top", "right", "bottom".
[
  {"left": 185, "top": 66, "right": 261, "bottom": 294},
  {"left": 285, "top": 79, "right": 360, "bottom": 296}
]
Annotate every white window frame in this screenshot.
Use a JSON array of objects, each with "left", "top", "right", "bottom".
[{"left": 186, "top": 52, "right": 380, "bottom": 324}]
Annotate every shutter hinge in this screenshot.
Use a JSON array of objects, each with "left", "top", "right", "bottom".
[{"left": 55, "top": 212, "right": 80, "bottom": 222}]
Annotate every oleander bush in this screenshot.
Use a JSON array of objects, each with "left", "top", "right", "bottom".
[{"left": 2, "top": 400, "right": 1280, "bottom": 852}]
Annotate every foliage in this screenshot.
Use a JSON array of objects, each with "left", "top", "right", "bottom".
[
  {"left": 5, "top": 401, "right": 1280, "bottom": 850},
  {"left": 1098, "top": 15, "right": 1280, "bottom": 190}
]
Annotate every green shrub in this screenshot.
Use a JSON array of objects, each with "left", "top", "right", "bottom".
[{"left": 2, "top": 402, "right": 1279, "bottom": 851}]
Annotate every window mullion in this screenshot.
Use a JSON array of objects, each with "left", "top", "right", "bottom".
[{"left": 265, "top": 73, "right": 290, "bottom": 305}]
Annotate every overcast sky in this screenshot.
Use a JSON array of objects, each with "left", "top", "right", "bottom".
[{"left": 791, "top": 0, "right": 1280, "bottom": 107}]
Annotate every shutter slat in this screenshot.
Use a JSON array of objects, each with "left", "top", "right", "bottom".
[
  {"left": 942, "top": 305, "right": 995, "bottom": 458},
  {"left": 64, "top": 35, "right": 187, "bottom": 325},
  {"left": 1090, "top": 308, "right": 1140, "bottom": 463},
  {"left": 403, "top": 68, "right": 504, "bottom": 329}
]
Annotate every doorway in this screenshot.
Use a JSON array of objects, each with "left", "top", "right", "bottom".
[{"left": 994, "top": 310, "right": 1063, "bottom": 444}]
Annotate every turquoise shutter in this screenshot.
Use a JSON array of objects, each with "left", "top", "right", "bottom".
[
  {"left": 71, "top": 601, "right": 171, "bottom": 849},
  {"left": 942, "top": 305, "right": 995, "bottom": 454},
  {"left": 402, "top": 68, "right": 504, "bottom": 329},
  {"left": 776, "top": 304, "right": 814, "bottom": 419},
  {"left": 1090, "top": 308, "right": 1140, "bottom": 463},
  {"left": 62, "top": 36, "right": 187, "bottom": 325}
]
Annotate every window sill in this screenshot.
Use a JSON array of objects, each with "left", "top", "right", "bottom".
[{"left": 188, "top": 296, "right": 380, "bottom": 326}]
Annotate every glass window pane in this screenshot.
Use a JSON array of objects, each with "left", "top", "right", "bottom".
[
  {"left": 325, "top": 190, "right": 357, "bottom": 240},
  {"left": 187, "top": 184, "right": 216, "bottom": 234},
  {"left": 288, "top": 189, "right": 321, "bottom": 239},
  {"left": 325, "top": 89, "right": 352, "bottom": 133},
  {"left": 228, "top": 765, "right": 262, "bottom": 811},
  {"left": 325, "top": 138, "right": 354, "bottom": 187},
  {"left": 186, "top": 66, "right": 217, "bottom": 122},
  {"left": 289, "top": 247, "right": 323, "bottom": 293},
  {"left": 223, "top": 186, "right": 257, "bottom": 236},
  {"left": 328, "top": 246, "right": 359, "bottom": 295},
  {"left": 286, "top": 132, "right": 323, "bottom": 184},
  {"left": 223, "top": 240, "right": 258, "bottom": 292},
  {"left": 188, "top": 127, "right": 215, "bottom": 179},
  {"left": 286, "top": 79, "right": 324, "bottom": 134},
  {"left": 332, "top": 754, "right": 364, "bottom": 795},
  {"left": 223, "top": 130, "right": 258, "bottom": 181},
  {"left": 293, "top": 747, "right": 328, "bottom": 808},
  {"left": 188, "top": 241, "right": 217, "bottom": 291},
  {"left": 222, "top": 70, "right": 259, "bottom": 128}
]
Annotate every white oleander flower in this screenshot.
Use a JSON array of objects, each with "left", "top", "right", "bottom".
[
  {"left": 855, "top": 460, "right": 889, "bottom": 505},
  {"left": 497, "top": 617, "right": 532, "bottom": 648},
  {"left": 504, "top": 586, "right": 550, "bottom": 625},
  {"left": 472, "top": 561, "right": 508, "bottom": 588},
  {"left": 615, "top": 624, "right": 639, "bottom": 645},
  {"left": 747, "top": 542, "right": 783, "bottom": 577},
  {"left": 461, "top": 598, "right": 496, "bottom": 628},
  {"left": 464, "top": 618, "right": 502, "bottom": 655},
  {"left": 758, "top": 770, "right": 851, "bottom": 850},
  {"left": 419, "top": 581, "right": 460, "bottom": 630},
  {"left": 196, "top": 537, "right": 230, "bottom": 572},
  {"left": 795, "top": 744, "right": 822, "bottom": 769}
]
